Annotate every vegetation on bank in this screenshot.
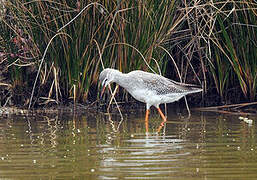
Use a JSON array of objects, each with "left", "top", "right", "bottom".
[{"left": 0, "top": 0, "right": 256, "bottom": 108}]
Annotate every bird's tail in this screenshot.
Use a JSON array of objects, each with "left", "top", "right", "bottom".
[
  {"left": 170, "top": 80, "right": 203, "bottom": 94},
  {"left": 187, "top": 86, "right": 203, "bottom": 94}
]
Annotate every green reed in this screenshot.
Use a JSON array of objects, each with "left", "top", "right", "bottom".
[
  {"left": 1, "top": 0, "right": 179, "bottom": 106},
  {"left": 0, "top": 0, "right": 256, "bottom": 107},
  {"left": 210, "top": 2, "right": 257, "bottom": 101}
]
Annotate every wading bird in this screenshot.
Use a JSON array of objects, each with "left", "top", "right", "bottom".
[{"left": 99, "top": 68, "right": 202, "bottom": 122}]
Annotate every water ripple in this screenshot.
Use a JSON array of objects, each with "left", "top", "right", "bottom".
[{"left": 0, "top": 113, "right": 256, "bottom": 179}]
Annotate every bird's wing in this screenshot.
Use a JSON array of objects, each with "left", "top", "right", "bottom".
[
  {"left": 143, "top": 75, "right": 186, "bottom": 95},
  {"left": 131, "top": 71, "right": 200, "bottom": 95}
]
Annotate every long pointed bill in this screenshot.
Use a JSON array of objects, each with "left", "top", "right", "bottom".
[{"left": 100, "top": 86, "right": 106, "bottom": 98}]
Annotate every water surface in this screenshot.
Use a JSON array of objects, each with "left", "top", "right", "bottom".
[{"left": 0, "top": 109, "right": 256, "bottom": 179}]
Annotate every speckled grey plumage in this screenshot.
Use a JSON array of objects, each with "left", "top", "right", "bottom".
[{"left": 99, "top": 68, "right": 202, "bottom": 109}]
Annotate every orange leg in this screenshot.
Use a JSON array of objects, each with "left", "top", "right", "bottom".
[
  {"left": 157, "top": 108, "right": 167, "bottom": 122},
  {"left": 156, "top": 108, "right": 167, "bottom": 133},
  {"left": 145, "top": 109, "right": 150, "bottom": 133},
  {"left": 157, "top": 121, "right": 165, "bottom": 133}
]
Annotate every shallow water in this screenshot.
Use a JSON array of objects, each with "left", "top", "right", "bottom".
[{"left": 0, "top": 109, "right": 256, "bottom": 179}]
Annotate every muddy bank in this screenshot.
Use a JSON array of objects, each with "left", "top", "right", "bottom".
[{"left": 1, "top": 100, "right": 257, "bottom": 116}]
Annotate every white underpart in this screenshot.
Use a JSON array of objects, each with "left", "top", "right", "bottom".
[{"left": 130, "top": 89, "right": 186, "bottom": 110}]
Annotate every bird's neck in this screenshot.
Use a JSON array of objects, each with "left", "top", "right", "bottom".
[{"left": 113, "top": 72, "right": 129, "bottom": 89}]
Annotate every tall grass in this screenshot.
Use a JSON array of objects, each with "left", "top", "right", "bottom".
[
  {"left": 0, "top": 0, "right": 256, "bottom": 107},
  {"left": 208, "top": 1, "right": 257, "bottom": 102}
]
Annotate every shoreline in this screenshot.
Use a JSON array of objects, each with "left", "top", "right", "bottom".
[{"left": 1, "top": 101, "right": 256, "bottom": 116}]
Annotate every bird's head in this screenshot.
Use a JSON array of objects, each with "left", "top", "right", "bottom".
[{"left": 99, "top": 68, "right": 121, "bottom": 97}]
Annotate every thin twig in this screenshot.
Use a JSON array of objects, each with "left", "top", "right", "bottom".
[
  {"left": 98, "top": 8, "right": 136, "bottom": 120},
  {"left": 28, "top": 32, "right": 70, "bottom": 109},
  {"left": 107, "top": 42, "right": 156, "bottom": 74},
  {"left": 195, "top": 102, "right": 257, "bottom": 111},
  {"left": 157, "top": 45, "right": 193, "bottom": 117},
  {"left": 57, "top": 2, "right": 108, "bottom": 32},
  {"left": 158, "top": 45, "right": 182, "bottom": 80}
]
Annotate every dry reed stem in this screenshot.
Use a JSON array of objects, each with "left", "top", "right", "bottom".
[
  {"left": 108, "top": 114, "right": 124, "bottom": 133},
  {"left": 106, "top": 84, "right": 123, "bottom": 120},
  {"left": 195, "top": 102, "right": 257, "bottom": 113},
  {"left": 93, "top": 39, "right": 123, "bottom": 117},
  {"left": 158, "top": 45, "right": 193, "bottom": 116},
  {"left": 108, "top": 42, "right": 156, "bottom": 73},
  {"left": 0, "top": 83, "right": 12, "bottom": 87},
  {"left": 57, "top": 2, "right": 108, "bottom": 32},
  {"left": 98, "top": 7, "right": 137, "bottom": 119},
  {"left": 195, "top": 109, "right": 254, "bottom": 116},
  {"left": 28, "top": 32, "right": 70, "bottom": 109}
]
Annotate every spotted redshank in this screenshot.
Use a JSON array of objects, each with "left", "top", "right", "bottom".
[{"left": 99, "top": 68, "right": 202, "bottom": 122}]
